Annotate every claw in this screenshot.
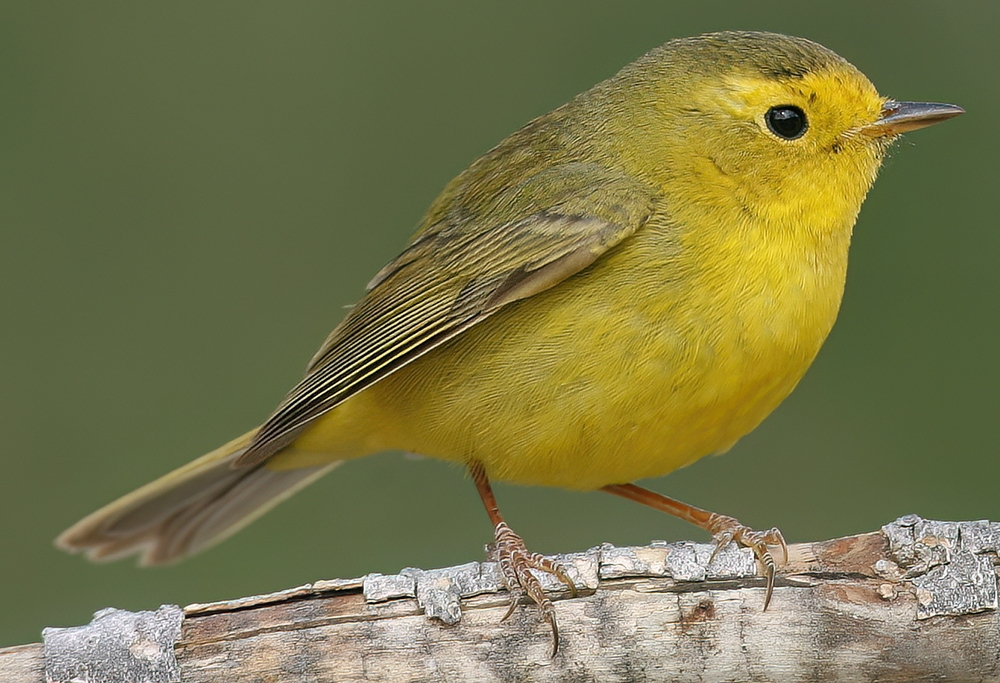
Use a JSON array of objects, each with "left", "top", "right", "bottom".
[
  {"left": 708, "top": 527, "right": 736, "bottom": 565},
  {"left": 706, "top": 514, "right": 787, "bottom": 610},
  {"left": 500, "top": 587, "right": 522, "bottom": 623},
  {"left": 600, "top": 484, "right": 787, "bottom": 612},
  {"left": 491, "top": 521, "right": 575, "bottom": 656}
]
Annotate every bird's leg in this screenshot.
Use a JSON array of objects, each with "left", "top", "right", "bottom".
[
  {"left": 469, "top": 460, "right": 576, "bottom": 656},
  {"left": 601, "top": 483, "right": 787, "bottom": 609}
]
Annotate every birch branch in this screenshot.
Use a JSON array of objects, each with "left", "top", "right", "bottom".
[{"left": 4, "top": 515, "right": 1000, "bottom": 682}]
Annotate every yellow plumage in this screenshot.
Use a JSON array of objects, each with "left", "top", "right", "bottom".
[
  {"left": 276, "top": 60, "right": 883, "bottom": 488},
  {"left": 288, "top": 212, "right": 847, "bottom": 489},
  {"left": 57, "top": 32, "right": 960, "bottom": 579}
]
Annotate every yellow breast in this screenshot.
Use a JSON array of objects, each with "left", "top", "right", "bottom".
[{"left": 285, "top": 203, "right": 852, "bottom": 490}]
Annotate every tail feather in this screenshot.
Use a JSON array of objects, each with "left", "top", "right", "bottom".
[
  {"left": 56, "top": 429, "right": 340, "bottom": 566},
  {"left": 146, "top": 460, "right": 336, "bottom": 565}
]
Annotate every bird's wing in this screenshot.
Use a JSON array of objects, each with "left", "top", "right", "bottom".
[{"left": 236, "top": 162, "right": 658, "bottom": 466}]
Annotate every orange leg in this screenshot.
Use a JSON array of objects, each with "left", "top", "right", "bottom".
[
  {"left": 602, "top": 483, "right": 787, "bottom": 609},
  {"left": 469, "top": 461, "right": 576, "bottom": 656}
]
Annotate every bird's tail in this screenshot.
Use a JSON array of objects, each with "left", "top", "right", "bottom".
[{"left": 55, "top": 429, "right": 340, "bottom": 566}]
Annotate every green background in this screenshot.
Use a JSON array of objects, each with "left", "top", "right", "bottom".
[{"left": 1, "top": 1, "right": 996, "bottom": 648}]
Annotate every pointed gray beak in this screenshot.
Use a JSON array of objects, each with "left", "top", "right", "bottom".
[{"left": 865, "top": 100, "right": 964, "bottom": 136}]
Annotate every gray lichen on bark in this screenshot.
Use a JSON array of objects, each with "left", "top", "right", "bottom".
[
  {"left": 362, "top": 540, "right": 756, "bottom": 625},
  {"left": 880, "top": 515, "right": 999, "bottom": 618},
  {"left": 42, "top": 605, "right": 182, "bottom": 683}
]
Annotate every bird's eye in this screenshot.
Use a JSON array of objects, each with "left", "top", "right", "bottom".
[{"left": 765, "top": 105, "right": 808, "bottom": 140}]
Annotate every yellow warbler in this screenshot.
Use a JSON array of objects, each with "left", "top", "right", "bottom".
[{"left": 58, "top": 31, "right": 962, "bottom": 652}]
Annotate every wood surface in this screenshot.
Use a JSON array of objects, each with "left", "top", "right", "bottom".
[{"left": 6, "top": 516, "right": 1000, "bottom": 682}]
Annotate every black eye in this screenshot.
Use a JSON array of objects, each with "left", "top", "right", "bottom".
[{"left": 765, "top": 105, "right": 808, "bottom": 140}]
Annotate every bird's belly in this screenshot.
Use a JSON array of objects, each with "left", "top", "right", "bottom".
[{"left": 291, "top": 227, "right": 847, "bottom": 490}]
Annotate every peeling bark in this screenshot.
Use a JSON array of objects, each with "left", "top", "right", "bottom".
[{"left": 6, "top": 516, "right": 1000, "bottom": 682}]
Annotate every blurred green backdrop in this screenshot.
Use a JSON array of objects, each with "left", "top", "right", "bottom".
[{"left": 1, "top": 1, "right": 996, "bottom": 648}]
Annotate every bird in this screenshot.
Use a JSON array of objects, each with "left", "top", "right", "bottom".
[{"left": 57, "top": 31, "right": 963, "bottom": 653}]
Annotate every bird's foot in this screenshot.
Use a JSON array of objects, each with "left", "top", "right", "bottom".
[
  {"left": 706, "top": 514, "right": 787, "bottom": 609},
  {"left": 487, "top": 521, "right": 576, "bottom": 656}
]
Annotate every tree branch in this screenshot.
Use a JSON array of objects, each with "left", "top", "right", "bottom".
[{"left": 5, "top": 515, "right": 1000, "bottom": 682}]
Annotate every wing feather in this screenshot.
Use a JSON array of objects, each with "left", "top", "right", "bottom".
[{"left": 236, "top": 163, "right": 657, "bottom": 466}]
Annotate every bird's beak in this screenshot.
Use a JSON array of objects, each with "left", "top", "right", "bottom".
[{"left": 864, "top": 100, "right": 964, "bottom": 136}]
